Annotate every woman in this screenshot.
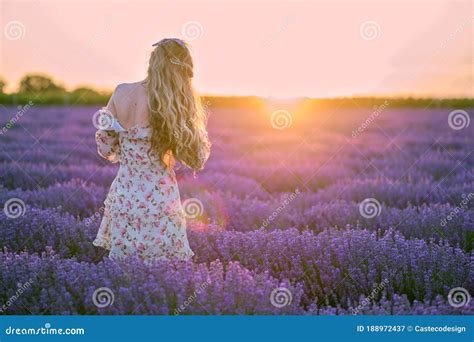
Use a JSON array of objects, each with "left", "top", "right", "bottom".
[{"left": 93, "top": 38, "right": 211, "bottom": 262}]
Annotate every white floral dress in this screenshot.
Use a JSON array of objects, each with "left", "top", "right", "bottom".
[{"left": 92, "top": 125, "right": 194, "bottom": 262}]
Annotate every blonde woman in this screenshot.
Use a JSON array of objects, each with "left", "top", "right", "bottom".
[{"left": 93, "top": 38, "right": 210, "bottom": 262}]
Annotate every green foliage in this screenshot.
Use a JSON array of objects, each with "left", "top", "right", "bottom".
[
  {"left": 305, "top": 97, "right": 474, "bottom": 109},
  {"left": 71, "top": 87, "right": 101, "bottom": 97},
  {"left": 18, "top": 74, "right": 66, "bottom": 94},
  {"left": 0, "top": 77, "right": 6, "bottom": 94},
  {"left": 0, "top": 92, "right": 110, "bottom": 106},
  {"left": 0, "top": 73, "right": 472, "bottom": 108}
]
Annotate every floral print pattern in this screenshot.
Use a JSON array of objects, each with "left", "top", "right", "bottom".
[{"left": 93, "top": 125, "right": 194, "bottom": 262}]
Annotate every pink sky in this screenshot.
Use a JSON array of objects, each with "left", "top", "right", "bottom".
[{"left": 1, "top": 0, "right": 472, "bottom": 98}]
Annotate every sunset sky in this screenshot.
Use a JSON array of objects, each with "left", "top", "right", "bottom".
[{"left": 1, "top": 0, "right": 472, "bottom": 98}]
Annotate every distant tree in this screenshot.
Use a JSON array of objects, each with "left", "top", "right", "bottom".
[
  {"left": 18, "top": 74, "right": 65, "bottom": 94},
  {"left": 71, "top": 86, "right": 101, "bottom": 97},
  {"left": 0, "top": 77, "right": 6, "bottom": 94}
]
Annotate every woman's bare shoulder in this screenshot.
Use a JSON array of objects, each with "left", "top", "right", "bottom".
[
  {"left": 112, "top": 82, "right": 146, "bottom": 103},
  {"left": 111, "top": 82, "right": 148, "bottom": 124},
  {"left": 114, "top": 82, "right": 143, "bottom": 94}
]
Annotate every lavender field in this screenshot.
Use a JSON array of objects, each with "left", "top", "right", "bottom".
[{"left": 0, "top": 104, "right": 473, "bottom": 315}]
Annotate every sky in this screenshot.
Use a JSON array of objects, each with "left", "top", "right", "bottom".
[{"left": 1, "top": 0, "right": 472, "bottom": 98}]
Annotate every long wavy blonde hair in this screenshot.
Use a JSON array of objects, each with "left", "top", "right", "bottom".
[{"left": 146, "top": 38, "right": 210, "bottom": 171}]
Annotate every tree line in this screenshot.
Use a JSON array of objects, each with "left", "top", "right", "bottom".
[
  {"left": 0, "top": 74, "right": 109, "bottom": 105},
  {"left": 0, "top": 73, "right": 472, "bottom": 108}
]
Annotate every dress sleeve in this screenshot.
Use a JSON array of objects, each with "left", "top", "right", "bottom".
[
  {"left": 95, "top": 130, "right": 120, "bottom": 163},
  {"left": 95, "top": 85, "right": 121, "bottom": 163}
]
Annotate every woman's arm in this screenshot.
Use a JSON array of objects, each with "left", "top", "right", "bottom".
[{"left": 95, "top": 87, "right": 121, "bottom": 163}]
